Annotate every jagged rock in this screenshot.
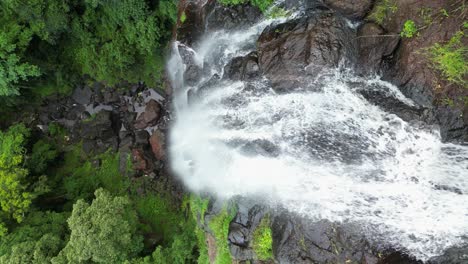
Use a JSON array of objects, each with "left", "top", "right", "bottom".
[
  {"left": 178, "top": 44, "right": 204, "bottom": 86},
  {"left": 134, "top": 99, "right": 161, "bottom": 130},
  {"left": 323, "top": 0, "right": 373, "bottom": 20},
  {"left": 258, "top": 11, "right": 356, "bottom": 91}
]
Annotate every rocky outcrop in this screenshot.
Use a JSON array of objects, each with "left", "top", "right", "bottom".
[
  {"left": 323, "top": 0, "right": 374, "bottom": 20},
  {"left": 257, "top": 11, "right": 356, "bottom": 91},
  {"left": 361, "top": 0, "right": 468, "bottom": 142}
]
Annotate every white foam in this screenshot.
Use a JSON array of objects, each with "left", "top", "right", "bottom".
[{"left": 168, "top": 19, "right": 468, "bottom": 261}]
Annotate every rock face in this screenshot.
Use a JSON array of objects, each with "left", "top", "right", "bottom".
[
  {"left": 257, "top": 11, "right": 356, "bottom": 91},
  {"left": 323, "top": 0, "right": 373, "bottom": 20},
  {"left": 361, "top": 0, "right": 468, "bottom": 142},
  {"left": 357, "top": 22, "right": 399, "bottom": 73},
  {"left": 205, "top": 1, "right": 262, "bottom": 31}
]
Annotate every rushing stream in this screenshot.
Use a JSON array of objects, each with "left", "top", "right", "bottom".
[{"left": 168, "top": 15, "right": 468, "bottom": 261}]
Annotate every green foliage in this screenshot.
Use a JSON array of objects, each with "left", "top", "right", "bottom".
[
  {"left": 67, "top": 0, "right": 174, "bottom": 87},
  {"left": 54, "top": 189, "right": 143, "bottom": 263},
  {"left": 181, "top": 12, "right": 187, "bottom": 23},
  {"left": 0, "top": 14, "right": 41, "bottom": 96},
  {"left": 428, "top": 31, "right": 468, "bottom": 87},
  {"left": 218, "top": 0, "right": 274, "bottom": 13},
  {"left": 135, "top": 194, "right": 183, "bottom": 245},
  {"left": 0, "top": 0, "right": 177, "bottom": 101},
  {"left": 62, "top": 150, "right": 129, "bottom": 201},
  {"left": 0, "top": 124, "right": 32, "bottom": 224},
  {"left": 266, "top": 6, "right": 291, "bottom": 19},
  {"left": 209, "top": 204, "right": 237, "bottom": 264},
  {"left": 0, "top": 211, "right": 68, "bottom": 264},
  {"left": 188, "top": 195, "right": 210, "bottom": 264},
  {"left": 401, "top": 20, "right": 418, "bottom": 38},
  {"left": 252, "top": 216, "right": 273, "bottom": 260},
  {"left": 27, "top": 140, "right": 58, "bottom": 175},
  {"left": 368, "top": 0, "right": 398, "bottom": 25}
]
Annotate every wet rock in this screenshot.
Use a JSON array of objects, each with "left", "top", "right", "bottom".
[
  {"left": 258, "top": 11, "right": 356, "bottom": 91},
  {"left": 323, "top": 0, "right": 373, "bottom": 20},
  {"left": 357, "top": 23, "right": 399, "bottom": 73},
  {"left": 429, "top": 246, "right": 468, "bottom": 264},
  {"left": 188, "top": 74, "right": 222, "bottom": 104},
  {"left": 273, "top": 215, "right": 377, "bottom": 264},
  {"left": 224, "top": 52, "right": 260, "bottom": 81},
  {"left": 179, "top": 44, "right": 203, "bottom": 86},
  {"left": 149, "top": 130, "right": 165, "bottom": 160},
  {"left": 176, "top": 0, "right": 207, "bottom": 45},
  {"left": 205, "top": 1, "right": 262, "bottom": 31},
  {"left": 238, "top": 139, "right": 280, "bottom": 158},
  {"left": 366, "top": 0, "right": 468, "bottom": 141}
]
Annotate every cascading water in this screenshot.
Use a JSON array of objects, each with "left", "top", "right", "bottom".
[{"left": 168, "top": 13, "right": 468, "bottom": 262}]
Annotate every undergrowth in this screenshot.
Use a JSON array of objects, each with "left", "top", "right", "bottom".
[{"left": 252, "top": 215, "right": 273, "bottom": 260}]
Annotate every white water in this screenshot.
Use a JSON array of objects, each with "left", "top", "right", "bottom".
[{"left": 168, "top": 18, "right": 468, "bottom": 261}]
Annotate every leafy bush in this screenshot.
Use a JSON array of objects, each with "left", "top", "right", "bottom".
[
  {"left": 0, "top": 124, "right": 32, "bottom": 224},
  {"left": 252, "top": 216, "right": 273, "bottom": 260},
  {"left": 0, "top": 211, "right": 68, "bottom": 264},
  {"left": 27, "top": 140, "right": 58, "bottom": 175},
  {"left": 368, "top": 0, "right": 398, "bottom": 25},
  {"left": 401, "top": 20, "right": 418, "bottom": 38},
  {"left": 428, "top": 31, "right": 468, "bottom": 87}
]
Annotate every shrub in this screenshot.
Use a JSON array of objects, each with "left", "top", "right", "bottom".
[
  {"left": 218, "top": 0, "right": 274, "bottom": 13},
  {"left": 368, "top": 0, "right": 398, "bottom": 25},
  {"left": 428, "top": 31, "right": 468, "bottom": 87},
  {"left": 252, "top": 216, "right": 273, "bottom": 260},
  {"left": 401, "top": 20, "right": 418, "bottom": 38}
]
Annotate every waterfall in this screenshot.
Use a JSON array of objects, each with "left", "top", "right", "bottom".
[{"left": 167, "top": 15, "right": 468, "bottom": 261}]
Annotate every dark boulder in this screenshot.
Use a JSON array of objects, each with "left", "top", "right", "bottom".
[
  {"left": 273, "top": 215, "right": 378, "bottom": 264},
  {"left": 257, "top": 11, "right": 356, "bottom": 91},
  {"left": 223, "top": 52, "right": 260, "bottom": 81},
  {"left": 205, "top": 1, "right": 262, "bottom": 31},
  {"left": 178, "top": 44, "right": 203, "bottom": 86},
  {"left": 72, "top": 86, "right": 93, "bottom": 105},
  {"left": 323, "top": 0, "right": 374, "bottom": 20}
]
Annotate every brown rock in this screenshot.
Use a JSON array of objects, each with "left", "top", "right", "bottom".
[
  {"left": 324, "top": 0, "right": 373, "bottom": 20},
  {"left": 134, "top": 99, "right": 161, "bottom": 130},
  {"left": 257, "top": 11, "right": 355, "bottom": 91},
  {"left": 149, "top": 130, "right": 166, "bottom": 160}
]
